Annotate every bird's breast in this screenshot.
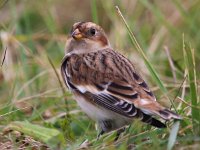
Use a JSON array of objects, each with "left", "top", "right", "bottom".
[
  {"left": 74, "top": 93, "right": 115, "bottom": 121},
  {"left": 73, "top": 92, "right": 132, "bottom": 130}
]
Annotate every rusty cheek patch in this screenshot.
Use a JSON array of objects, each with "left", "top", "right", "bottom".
[{"left": 88, "top": 34, "right": 108, "bottom": 47}]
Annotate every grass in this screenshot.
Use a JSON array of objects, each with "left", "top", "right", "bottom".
[
  {"left": 183, "top": 37, "right": 200, "bottom": 135},
  {"left": 0, "top": 0, "right": 200, "bottom": 149}
]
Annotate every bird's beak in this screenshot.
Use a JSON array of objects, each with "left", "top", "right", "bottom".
[{"left": 71, "top": 29, "right": 83, "bottom": 40}]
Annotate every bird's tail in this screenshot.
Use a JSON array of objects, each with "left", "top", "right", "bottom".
[
  {"left": 157, "top": 108, "right": 181, "bottom": 120},
  {"left": 134, "top": 99, "right": 182, "bottom": 121},
  {"left": 140, "top": 112, "right": 166, "bottom": 128}
]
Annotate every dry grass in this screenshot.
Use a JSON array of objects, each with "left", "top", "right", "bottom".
[{"left": 0, "top": 0, "right": 200, "bottom": 149}]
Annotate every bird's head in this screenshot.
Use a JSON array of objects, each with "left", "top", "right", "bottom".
[{"left": 65, "top": 22, "right": 110, "bottom": 54}]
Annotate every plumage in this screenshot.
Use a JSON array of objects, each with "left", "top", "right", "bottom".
[{"left": 61, "top": 22, "right": 181, "bottom": 138}]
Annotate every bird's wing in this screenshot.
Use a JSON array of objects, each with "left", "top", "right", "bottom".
[{"left": 61, "top": 49, "right": 181, "bottom": 120}]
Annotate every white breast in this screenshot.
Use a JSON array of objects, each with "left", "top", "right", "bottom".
[
  {"left": 74, "top": 94, "right": 114, "bottom": 121},
  {"left": 74, "top": 93, "right": 132, "bottom": 131}
]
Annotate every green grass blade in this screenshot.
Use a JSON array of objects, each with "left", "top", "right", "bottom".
[
  {"left": 115, "top": 6, "right": 177, "bottom": 110},
  {"left": 4, "top": 121, "right": 65, "bottom": 149},
  {"left": 91, "top": 0, "right": 99, "bottom": 24},
  {"left": 183, "top": 36, "right": 200, "bottom": 135},
  {"left": 167, "top": 121, "right": 180, "bottom": 150}
]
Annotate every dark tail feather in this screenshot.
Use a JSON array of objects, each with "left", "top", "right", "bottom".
[
  {"left": 141, "top": 113, "right": 166, "bottom": 128},
  {"left": 158, "top": 109, "right": 182, "bottom": 120},
  {"left": 135, "top": 99, "right": 182, "bottom": 121},
  {"left": 150, "top": 118, "right": 166, "bottom": 128}
]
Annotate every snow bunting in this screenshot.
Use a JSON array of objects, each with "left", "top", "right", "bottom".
[{"left": 61, "top": 22, "right": 181, "bottom": 139}]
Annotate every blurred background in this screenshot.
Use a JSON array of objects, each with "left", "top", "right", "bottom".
[{"left": 0, "top": 0, "right": 199, "bottom": 149}]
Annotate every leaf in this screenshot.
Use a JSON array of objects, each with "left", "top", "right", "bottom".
[
  {"left": 91, "top": 0, "right": 99, "bottom": 24},
  {"left": 3, "top": 121, "right": 65, "bottom": 149},
  {"left": 115, "top": 6, "right": 177, "bottom": 110},
  {"left": 183, "top": 37, "right": 200, "bottom": 135},
  {"left": 167, "top": 121, "right": 180, "bottom": 150}
]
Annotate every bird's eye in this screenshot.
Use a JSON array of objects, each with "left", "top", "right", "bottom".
[{"left": 89, "top": 28, "right": 96, "bottom": 36}]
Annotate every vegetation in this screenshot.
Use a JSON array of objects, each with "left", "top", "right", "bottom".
[{"left": 0, "top": 0, "right": 200, "bottom": 149}]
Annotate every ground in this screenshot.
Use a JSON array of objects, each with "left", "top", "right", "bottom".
[{"left": 0, "top": 0, "right": 200, "bottom": 149}]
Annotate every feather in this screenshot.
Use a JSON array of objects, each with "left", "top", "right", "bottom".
[
  {"left": 61, "top": 37, "right": 181, "bottom": 134},
  {"left": 61, "top": 49, "right": 181, "bottom": 121}
]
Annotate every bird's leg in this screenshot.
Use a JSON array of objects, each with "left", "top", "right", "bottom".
[
  {"left": 97, "top": 120, "right": 112, "bottom": 140},
  {"left": 97, "top": 130, "right": 104, "bottom": 140},
  {"left": 114, "top": 127, "right": 126, "bottom": 141},
  {"left": 126, "top": 124, "right": 132, "bottom": 133}
]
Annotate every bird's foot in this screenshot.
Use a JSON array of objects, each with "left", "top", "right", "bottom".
[
  {"left": 96, "top": 130, "right": 105, "bottom": 141},
  {"left": 114, "top": 127, "right": 126, "bottom": 141}
]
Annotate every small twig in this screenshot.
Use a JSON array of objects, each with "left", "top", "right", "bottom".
[
  {"left": 164, "top": 46, "right": 177, "bottom": 83},
  {"left": 170, "top": 75, "right": 187, "bottom": 110},
  {"left": 1, "top": 47, "right": 7, "bottom": 67},
  {"left": 115, "top": 6, "right": 146, "bottom": 60},
  {"left": 0, "top": 107, "right": 30, "bottom": 118},
  {"left": 47, "top": 57, "right": 72, "bottom": 117},
  {"left": 176, "top": 97, "right": 200, "bottom": 110},
  {"left": 15, "top": 88, "right": 61, "bottom": 103},
  {"left": 179, "top": 125, "right": 192, "bottom": 135},
  {"left": 47, "top": 56, "right": 67, "bottom": 103},
  {"left": 115, "top": 129, "right": 154, "bottom": 145},
  {"left": 13, "top": 70, "right": 49, "bottom": 101},
  {"left": 177, "top": 70, "right": 187, "bottom": 110},
  {"left": 181, "top": 70, "right": 187, "bottom": 100}
]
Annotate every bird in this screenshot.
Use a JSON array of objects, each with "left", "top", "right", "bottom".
[{"left": 61, "top": 22, "right": 181, "bottom": 140}]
